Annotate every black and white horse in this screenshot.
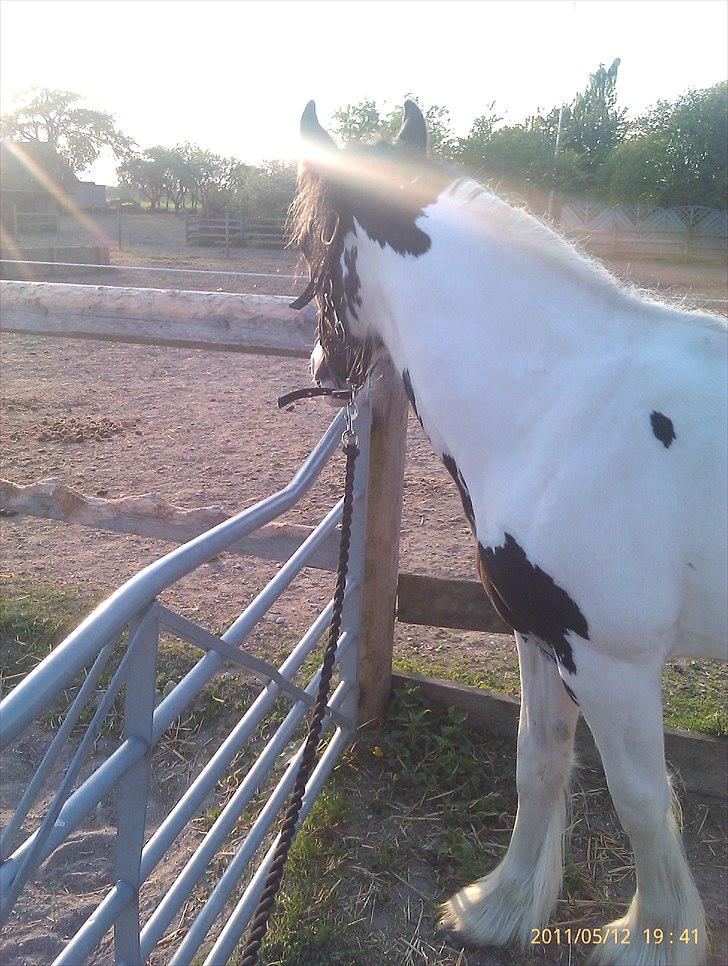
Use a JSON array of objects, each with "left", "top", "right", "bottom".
[{"left": 290, "top": 100, "right": 727, "bottom": 965}]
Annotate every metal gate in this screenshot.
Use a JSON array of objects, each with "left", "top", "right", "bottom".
[{"left": 0, "top": 398, "right": 372, "bottom": 964}]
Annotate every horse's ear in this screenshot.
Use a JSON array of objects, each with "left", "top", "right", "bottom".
[
  {"left": 299, "top": 101, "right": 338, "bottom": 178},
  {"left": 396, "top": 100, "right": 427, "bottom": 154},
  {"left": 300, "top": 101, "right": 337, "bottom": 152}
]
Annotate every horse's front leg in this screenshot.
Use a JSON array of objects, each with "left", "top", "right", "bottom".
[{"left": 441, "top": 631, "right": 579, "bottom": 946}]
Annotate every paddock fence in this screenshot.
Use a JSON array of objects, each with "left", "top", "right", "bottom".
[
  {"left": 185, "top": 214, "right": 285, "bottom": 253},
  {"left": 0, "top": 278, "right": 726, "bottom": 961},
  {"left": 2, "top": 207, "right": 62, "bottom": 238},
  {"left": 559, "top": 202, "right": 728, "bottom": 257}
]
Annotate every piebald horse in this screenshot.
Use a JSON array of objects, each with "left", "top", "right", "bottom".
[{"left": 290, "top": 100, "right": 727, "bottom": 965}]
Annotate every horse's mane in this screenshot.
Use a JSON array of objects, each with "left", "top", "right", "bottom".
[
  {"left": 445, "top": 178, "right": 634, "bottom": 302},
  {"left": 287, "top": 164, "right": 332, "bottom": 283},
  {"left": 289, "top": 161, "right": 726, "bottom": 333},
  {"left": 445, "top": 178, "right": 727, "bottom": 330}
]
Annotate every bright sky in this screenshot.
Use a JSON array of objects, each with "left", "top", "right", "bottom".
[{"left": 1, "top": 0, "right": 726, "bottom": 184}]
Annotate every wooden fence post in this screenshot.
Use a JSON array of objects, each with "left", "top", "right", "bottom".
[{"left": 357, "top": 366, "right": 409, "bottom": 726}]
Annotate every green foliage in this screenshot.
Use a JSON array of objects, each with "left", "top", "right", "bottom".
[
  {"left": 604, "top": 81, "right": 728, "bottom": 207},
  {"left": 662, "top": 661, "right": 728, "bottom": 735},
  {"left": 332, "top": 98, "right": 385, "bottom": 143},
  {"left": 382, "top": 686, "right": 512, "bottom": 818},
  {"left": 333, "top": 96, "right": 458, "bottom": 159},
  {"left": 238, "top": 161, "right": 297, "bottom": 219},
  {"left": 117, "top": 148, "right": 169, "bottom": 209},
  {"left": 477, "top": 122, "right": 554, "bottom": 185},
  {"left": 117, "top": 143, "right": 253, "bottom": 212},
  {"left": 457, "top": 102, "right": 503, "bottom": 170},
  {"left": 0, "top": 88, "right": 134, "bottom": 173},
  {"left": 253, "top": 886, "right": 389, "bottom": 966},
  {"left": 0, "top": 583, "right": 92, "bottom": 696},
  {"left": 558, "top": 59, "right": 629, "bottom": 178}
]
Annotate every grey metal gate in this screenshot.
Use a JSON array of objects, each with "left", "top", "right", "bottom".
[{"left": 0, "top": 398, "right": 372, "bottom": 964}]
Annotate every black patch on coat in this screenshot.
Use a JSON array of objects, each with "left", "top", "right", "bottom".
[
  {"left": 342, "top": 245, "right": 362, "bottom": 320},
  {"left": 401, "top": 369, "right": 420, "bottom": 422},
  {"left": 561, "top": 679, "right": 579, "bottom": 705},
  {"left": 650, "top": 411, "right": 676, "bottom": 448},
  {"left": 476, "top": 534, "right": 589, "bottom": 674},
  {"left": 531, "top": 640, "right": 580, "bottom": 704},
  {"left": 441, "top": 453, "right": 475, "bottom": 528},
  {"left": 328, "top": 143, "right": 451, "bottom": 257}
]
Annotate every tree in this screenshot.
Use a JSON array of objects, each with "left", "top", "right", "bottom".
[
  {"left": 332, "top": 97, "right": 458, "bottom": 159},
  {"left": 478, "top": 122, "right": 554, "bottom": 185},
  {"left": 239, "top": 161, "right": 298, "bottom": 219},
  {"left": 181, "top": 146, "right": 228, "bottom": 211},
  {"left": 0, "top": 88, "right": 134, "bottom": 173},
  {"left": 332, "top": 99, "right": 385, "bottom": 142},
  {"left": 456, "top": 103, "right": 503, "bottom": 171},
  {"left": 603, "top": 82, "right": 728, "bottom": 208},
  {"left": 555, "top": 59, "right": 628, "bottom": 182},
  {"left": 117, "top": 149, "right": 168, "bottom": 209}
]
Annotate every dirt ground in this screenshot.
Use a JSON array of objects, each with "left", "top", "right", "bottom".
[{"left": 1, "top": 213, "right": 726, "bottom": 964}]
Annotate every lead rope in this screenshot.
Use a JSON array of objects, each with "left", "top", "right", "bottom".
[{"left": 239, "top": 404, "right": 359, "bottom": 966}]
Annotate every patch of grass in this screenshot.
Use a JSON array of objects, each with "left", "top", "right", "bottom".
[
  {"left": 394, "top": 652, "right": 521, "bottom": 697},
  {"left": 234, "top": 776, "right": 391, "bottom": 966},
  {"left": 250, "top": 885, "right": 392, "bottom": 966},
  {"left": 0, "top": 583, "right": 259, "bottom": 745},
  {"left": 382, "top": 685, "right": 513, "bottom": 812},
  {"left": 288, "top": 785, "right": 355, "bottom": 877},
  {"left": 0, "top": 583, "right": 97, "bottom": 696},
  {"left": 662, "top": 661, "right": 728, "bottom": 735},
  {"left": 396, "top": 651, "right": 728, "bottom": 737}
]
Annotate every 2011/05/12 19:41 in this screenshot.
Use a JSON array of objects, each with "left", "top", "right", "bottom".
[
  {"left": 644, "top": 929, "right": 701, "bottom": 945},
  {"left": 530, "top": 927, "right": 701, "bottom": 946}
]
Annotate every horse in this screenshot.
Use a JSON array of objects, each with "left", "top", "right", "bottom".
[{"left": 288, "top": 99, "right": 727, "bottom": 965}]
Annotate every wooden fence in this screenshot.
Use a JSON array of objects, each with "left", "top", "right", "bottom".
[
  {"left": 185, "top": 213, "right": 285, "bottom": 253},
  {"left": 4, "top": 207, "right": 61, "bottom": 236},
  {"left": 185, "top": 212, "right": 244, "bottom": 255},
  {"left": 1, "top": 279, "right": 725, "bottom": 796}
]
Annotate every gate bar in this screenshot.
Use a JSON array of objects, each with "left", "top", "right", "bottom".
[
  {"left": 142, "top": 670, "right": 352, "bottom": 956},
  {"left": 203, "top": 727, "right": 351, "bottom": 966}
]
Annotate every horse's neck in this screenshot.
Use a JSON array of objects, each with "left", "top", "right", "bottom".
[{"left": 369, "top": 214, "right": 632, "bottom": 456}]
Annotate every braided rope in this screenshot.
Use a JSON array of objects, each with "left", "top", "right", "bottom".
[{"left": 239, "top": 438, "right": 359, "bottom": 966}]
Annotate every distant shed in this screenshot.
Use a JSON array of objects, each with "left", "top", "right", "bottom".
[{"left": 0, "top": 141, "right": 107, "bottom": 233}]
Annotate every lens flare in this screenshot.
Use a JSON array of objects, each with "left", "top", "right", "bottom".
[{"left": 3, "top": 141, "right": 112, "bottom": 249}]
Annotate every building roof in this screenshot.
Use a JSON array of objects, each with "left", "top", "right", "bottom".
[{"left": 0, "top": 141, "right": 79, "bottom": 194}]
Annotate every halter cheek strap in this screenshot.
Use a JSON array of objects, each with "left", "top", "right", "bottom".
[
  {"left": 277, "top": 386, "right": 355, "bottom": 409},
  {"left": 289, "top": 276, "right": 318, "bottom": 310},
  {"left": 284, "top": 214, "right": 363, "bottom": 407}
]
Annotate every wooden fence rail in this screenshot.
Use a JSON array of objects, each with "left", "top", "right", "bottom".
[
  {"left": 185, "top": 213, "right": 285, "bottom": 251},
  {"left": 0, "top": 477, "right": 502, "bottom": 634},
  {"left": 0, "top": 280, "right": 316, "bottom": 357}
]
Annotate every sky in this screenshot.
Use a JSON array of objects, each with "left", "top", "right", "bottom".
[{"left": 1, "top": 0, "right": 727, "bottom": 184}]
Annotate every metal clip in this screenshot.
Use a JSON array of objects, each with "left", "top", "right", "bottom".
[
  {"left": 321, "top": 213, "right": 340, "bottom": 248},
  {"left": 342, "top": 395, "right": 359, "bottom": 448}
]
